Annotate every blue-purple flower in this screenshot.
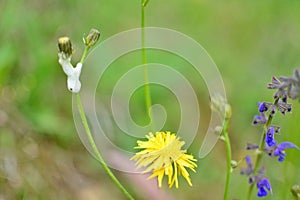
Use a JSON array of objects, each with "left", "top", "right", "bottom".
[
  {"left": 255, "top": 101, "right": 292, "bottom": 119},
  {"left": 257, "top": 178, "right": 272, "bottom": 197},
  {"left": 258, "top": 102, "right": 268, "bottom": 112},
  {"left": 273, "top": 142, "right": 300, "bottom": 162},
  {"left": 240, "top": 155, "right": 272, "bottom": 198}
]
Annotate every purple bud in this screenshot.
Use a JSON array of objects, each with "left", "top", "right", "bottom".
[
  {"left": 270, "top": 105, "right": 276, "bottom": 115},
  {"left": 245, "top": 155, "right": 252, "bottom": 166},
  {"left": 265, "top": 127, "right": 276, "bottom": 147},
  {"left": 247, "top": 143, "right": 259, "bottom": 150},
  {"left": 253, "top": 113, "right": 267, "bottom": 125},
  {"left": 294, "top": 69, "right": 300, "bottom": 80},
  {"left": 240, "top": 155, "right": 254, "bottom": 175},
  {"left": 258, "top": 102, "right": 268, "bottom": 112},
  {"left": 268, "top": 76, "right": 281, "bottom": 89}
]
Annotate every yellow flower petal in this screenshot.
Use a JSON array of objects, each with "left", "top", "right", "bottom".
[{"left": 131, "top": 131, "right": 197, "bottom": 188}]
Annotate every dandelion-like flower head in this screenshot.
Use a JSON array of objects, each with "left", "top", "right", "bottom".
[{"left": 131, "top": 131, "right": 197, "bottom": 188}]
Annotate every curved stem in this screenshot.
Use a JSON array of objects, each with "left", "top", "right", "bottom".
[
  {"left": 223, "top": 119, "right": 232, "bottom": 200},
  {"left": 75, "top": 46, "right": 135, "bottom": 200},
  {"left": 76, "top": 94, "right": 134, "bottom": 200}
]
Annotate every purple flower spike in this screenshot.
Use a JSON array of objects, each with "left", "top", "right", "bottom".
[
  {"left": 273, "top": 142, "right": 300, "bottom": 162},
  {"left": 265, "top": 127, "right": 276, "bottom": 147},
  {"left": 257, "top": 178, "right": 272, "bottom": 197}
]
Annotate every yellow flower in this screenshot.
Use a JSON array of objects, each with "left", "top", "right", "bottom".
[{"left": 131, "top": 131, "right": 197, "bottom": 188}]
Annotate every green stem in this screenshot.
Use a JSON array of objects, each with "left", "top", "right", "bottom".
[
  {"left": 75, "top": 46, "right": 134, "bottom": 200},
  {"left": 141, "top": 1, "right": 154, "bottom": 130},
  {"left": 80, "top": 46, "right": 90, "bottom": 63},
  {"left": 223, "top": 119, "right": 232, "bottom": 200},
  {"left": 142, "top": 0, "right": 150, "bottom": 7},
  {"left": 76, "top": 93, "right": 134, "bottom": 200},
  {"left": 247, "top": 99, "right": 279, "bottom": 200}
]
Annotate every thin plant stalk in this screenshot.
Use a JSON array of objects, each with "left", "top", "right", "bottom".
[
  {"left": 247, "top": 99, "right": 278, "bottom": 200},
  {"left": 223, "top": 118, "right": 232, "bottom": 200},
  {"left": 76, "top": 46, "right": 135, "bottom": 200},
  {"left": 80, "top": 46, "right": 90, "bottom": 63},
  {"left": 141, "top": 0, "right": 153, "bottom": 129},
  {"left": 142, "top": 0, "right": 150, "bottom": 7}
]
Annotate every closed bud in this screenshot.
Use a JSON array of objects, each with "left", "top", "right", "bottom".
[
  {"left": 58, "top": 37, "right": 73, "bottom": 58},
  {"left": 224, "top": 104, "right": 232, "bottom": 119},
  {"left": 84, "top": 28, "right": 100, "bottom": 47},
  {"left": 231, "top": 160, "right": 238, "bottom": 169},
  {"left": 214, "top": 126, "right": 223, "bottom": 135},
  {"left": 210, "top": 94, "right": 231, "bottom": 119},
  {"left": 291, "top": 185, "right": 300, "bottom": 200}
]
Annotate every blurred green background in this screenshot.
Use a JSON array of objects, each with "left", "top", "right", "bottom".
[{"left": 1, "top": 0, "right": 300, "bottom": 199}]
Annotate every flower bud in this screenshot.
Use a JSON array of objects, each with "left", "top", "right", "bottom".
[
  {"left": 224, "top": 104, "right": 232, "bottom": 119},
  {"left": 84, "top": 28, "right": 100, "bottom": 47},
  {"left": 291, "top": 185, "right": 300, "bottom": 200},
  {"left": 230, "top": 160, "right": 238, "bottom": 169},
  {"left": 58, "top": 37, "right": 73, "bottom": 58},
  {"left": 214, "top": 126, "right": 223, "bottom": 135},
  {"left": 210, "top": 94, "right": 231, "bottom": 119}
]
